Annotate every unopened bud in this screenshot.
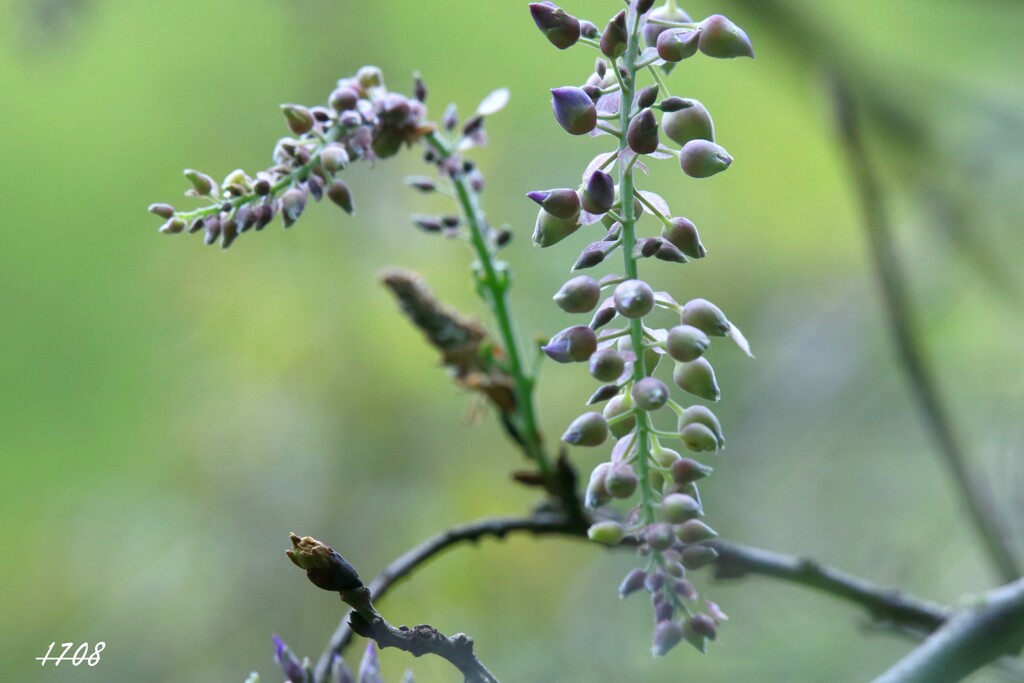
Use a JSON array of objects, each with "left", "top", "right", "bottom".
[
  {"left": 582, "top": 170, "right": 615, "bottom": 214},
  {"left": 680, "top": 139, "right": 732, "bottom": 178},
  {"left": 588, "top": 520, "right": 625, "bottom": 545},
  {"left": 527, "top": 188, "right": 581, "bottom": 220},
  {"left": 676, "top": 519, "right": 718, "bottom": 544},
  {"left": 680, "top": 298, "right": 730, "bottom": 336},
  {"left": 585, "top": 462, "right": 612, "bottom": 508},
  {"left": 632, "top": 377, "right": 669, "bottom": 411},
  {"left": 681, "top": 544, "right": 719, "bottom": 570},
  {"left": 662, "top": 99, "right": 714, "bottom": 146},
  {"left": 329, "top": 87, "right": 359, "bottom": 112},
  {"left": 587, "top": 383, "right": 620, "bottom": 405},
  {"left": 671, "top": 457, "right": 713, "bottom": 485},
  {"left": 603, "top": 395, "right": 636, "bottom": 438},
  {"left": 286, "top": 533, "right": 363, "bottom": 591},
  {"left": 627, "top": 109, "right": 660, "bottom": 155},
  {"left": 666, "top": 324, "right": 710, "bottom": 362},
  {"left": 653, "top": 445, "right": 682, "bottom": 468},
  {"left": 689, "top": 613, "right": 718, "bottom": 640},
  {"left": 554, "top": 275, "right": 601, "bottom": 313},
  {"left": 614, "top": 279, "right": 655, "bottom": 318},
  {"left": 148, "top": 203, "right": 175, "bottom": 219},
  {"left": 562, "top": 412, "right": 609, "bottom": 447},
  {"left": 573, "top": 242, "right": 608, "bottom": 270},
  {"left": 529, "top": 2, "right": 582, "bottom": 50},
  {"left": 543, "top": 325, "right": 597, "bottom": 363},
  {"left": 281, "top": 188, "right": 307, "bottom": 227},
  {"left": 679, "top": 405, "right": 725, "bottom": 449},
  {"left": 589, "top": 347, "right": 626, "bottom": 382},
  {"left": 637, "top": 84, "right": 660, "bottom": 110},
  {"left": 662, "top": 217, "right": 707, "bottom": 259},
  {"left": 657, "top": 29, "right": 700, "bottom": 62},
  {"left": 551, "top": 87, "right": 597, "bottom": 135},
  {"left": 618, "top": 568, "right": 647, "bottom": 598},
  {"left": 651, "top": 620, "right": 684, "bottom": 657},
  {"left": 662, "top": 493, "right": 703, "bottom": 523},
  {"left": 184, "top": 169, "right": 215, "bottom": 196},
  {"left": 321, "top": 144, "right": 350, "bottom": 173},
  {"left": 698, "top": 14, "right": 754, "bottom": 59},
  {"left": 647, "top": 523, "right": 676, "bottom": 551},
  {"left": 281, "top": 104, "right": 315, "bottom": 136},
  {"left": 600, "top": 10, "right": 628, "bottom": 58},
  {"left": 356, "top": 65, "right": 384, "bottom": 89},
  {"left": 159, "top": 217, "right": 186, "bottom": 234},
  {"left": 273, "top": 635, "right": 307, "bottom": 683},
  {"left": 680, "top": 423, "right": 718, "bottom": 452},
  {"left": 533, "top": 207, "right": 582, "bottom": 247},
  {"left": 673, "top": 358, "right": 720, "bottom": 402},
  {"left": 580, "top": 19, "right": 599, "bottom": 39},
  {"left": 605, "top": 463, "right": 639, "bottom": 498},
  {"left": 643, "top": 4, "right": 693, "bottom": 48},
  {"left": 327, "top": 180, "right": 354, "bottom": 214}
]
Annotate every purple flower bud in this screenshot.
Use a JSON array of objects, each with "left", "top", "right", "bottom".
[
  {"left": 646, "top": 523, "right": 675, "bottom": 551},
  {"left": 281, "top": 104, "right": 316, "bottom": 136},
  {"left": 652, "top": 620, "right": 685, "bottom": 657},
  {"left": 662, "top": 99, "right": 714, "bottom": 146},
  {"left": 573, "top": 242, "right": 608, "bottom": 270},
  {"left": 680, "top": 298, "right": 731, "bottom": 336},
  {"left": 655, "top": 242, "right": 688, "bottom": 264},
  {"left": 589, "top": 347, "right": 625, "bottom": 382},
  {"left": 662, "top": 216, "right": 706, "bottom": 259},
  {"left": 614, "top": 279, "right": 655, "bottom": 318},
  {"left": 527, "top": 188, "right": 581, "bottom": 220},
  {"left": 413, "top": 73, "right": 428, "bottom": 103},
  {"left": 653, "top": 445, "right": 682, "bottom": 468},
  {"left": 587, "top": 383, "right": 620, "bottom": 405},
  {"left": 254, "top": 203, "right": 275, "bottom": 231},
  {"left": 585, "top": 462, "right": 613, "bottom": 508},
  {"left": 281, "top": 188, "right": 307, "bottom": 227},
  {"left": 672, "top": 358, "right": 720, "bottom": 402},
  {"left": 148, "top": 203, "right": 175, "bottom": 219},
  {"left": 235, "top": 206, "right": 256, "bottom": 233},
  {"left": 633, "top": 237, "right": 664, "bottom": 259},
  {"left": 588, "top": 520, "right": 626, "bottom": 545},
  {"left": 253, "top": 178, "right": 272, "bottom": 196},
  {"left": 580, "top": 84, "right": 603, "bottom": 103},
  {"left": 681, "top": 544, "right": 719, "bottom": 570},
  {"left": 643, "top": 4, "right": 693, "bottom": 47},
  {"left": 645, "top": 570, "right": 666, "bottom": 592},
  {"left": 706, "top": 599, "right": 729, "bottom": 622},
  {"left": 533, "top": 208, "right": 582, "bottom": 248},
  {"left": 659, "top": 96, "right": 693, "bottom": 113},
  {"left": 551, "top": 87, "right": 598, "bottom": 135},
  {"left": 203, "top": 216, "right": 221, "bottom": 246},
  {"left": 329, "top": 87, "right": 359, "bottom": 112},
  {"left": 603, "top": 395, "right": 637, "bottom": 438},
  {"left": 554, "top": 275, "right": 601, "bottom": 313},
  {"left": 604, "top": 463, "right": 639, "bottom": 498},
  {"left": 689, "top": 613, "right": 719, "bottom": 640},
  {"left": 627, "top": 109, "right": 660, "bottom": 155},
  {"left": 442, "top": 103, "right": 458, "bottom": 131},
  {"left": 589, "top": 300, "right": 617, "bottom": 328},
  {"left": 582, "top": 170, "right": 615, "bottom": 214},
  {"left": 698, "top": 14, "right": 754, "bottom": 59},
  {"left": 327, "top": 180, "right": 354, "bottom": 215},
  {"left": 331, "top": 654, "right": 355, "bottom": 683},
  {"left": 662, "top": 493, "right": 702, "bottom": 523},
  {"left": 529, "top": 2, "right": 582, "bottom": 50},
  {"left": 600, "top": 10, "right": 629, "bottom": 58},
  {"left": 637, "top": 0, "right": 656, "bottom": 14},
  {"left": 221, "top": 215, "right": 240, "bottom": 249},
  {"left": 358, "top": 642, "right": 383, "bottom": 683},
  {"left": 657, "top": 29, "right": 700, "bottom": 62},
  {"left": 273, "top": 635, "right": 308, "bottom": 683},
  {"left": 654, "top": 599, "right": 674, "bottom": 623},
  {"left": 632, "top": 377, "right": 669, "bottom": 411},
  {"left": 676, "top": 519, "right": 718, "bottom": 544},
  {"left": 580, "top": 19, "right": 599, "bottom": 38},
  {"left": 405, "top": 176, "right": 437, "bottom": 193},
  {"left": 562, "top": 411, "right": 609, "bottom": 447},
  {"left": 619, "top": 568, "right": 648, "bottom": 598},
  {"left": 671, "top": 458, "right": 713, "bottom": 485},
  {"left": 680, "top": 139, "right": 733, "bottom": 178},
  {"left": 675, "top": 578, "right": 698, "bottom": 599},
  {"left": 543, "top": 325, "right": 597, "bottom": 363},
  {"left": 679, "top": 405, "right": 724, "bottom": 448},
  {"left": 666, "top": 324, "right": 710, "bottom": 362},
  {"left": 637, "top": 84, "right": 660, "bottom": 110}
]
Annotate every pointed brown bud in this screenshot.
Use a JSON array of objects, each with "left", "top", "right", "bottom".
[
  {"left": 148, "top": 203, "right": 175, "bottom": 219},
  {"left": 600, "top": 10, "right": 628, "bottom": 58},
  {"left": 662, "top": 216, "right": 707, "bottom": 258},
  {"left": 286, "top": 533, "right": 363, "bottom": 591},
  {"left": 327, "top": 180, "right": 354, "bottom": 214},
  {"left": 627, "top": 109, "right": 660, "bottom": 155},
  {"left": 582, "top": 170, "right": 615, "bottom": 214},
  {"left": 529, "top": 2, "right": 582, "bottom": 50}
]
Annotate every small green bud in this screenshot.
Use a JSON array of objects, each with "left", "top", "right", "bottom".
[
  {"left": 627, "top": 109, "right": 660, "bottom": 155},
  {"left": 677, "top": 519, "right": 718, "bottom": 544},
  {"left": 603, "top": 395, "right": 636, "bottom": 438},
  {"left": 327, "top": 180, "right": 354, "bottom": 214},
  {"left": 632, "top": 377, "right": 669, "bottom": 411},
  {"left": 527, "top": 188, "right": 581, "bottom": 220},
  {"left": 600, "top": 10, "right": 628, "bottom": 59},
  {"left": 680, "top": 139, "right": 732, "bottom": 178},
  {"left": 680, "top": 298, "right": 730, "bottom": 336},
  {"left": 681, "top": 544, "right": 719, "bottom": 570},
  {"left": 698, "top": 14, "right": 755, "bottom": 59},
  {"left": 184, "top": 169, "right": 215, "bottom": 196},
  {"left": 321, "top": 144, "right": 350, "bottom": 173},
  {"left": 662, "top": 217, "right": 707, "bottom": 259},
  {"left": 679, "top": 405, "right": 725, "bottom": 449},
  {"left": 532, "top": 207, "right": 582, "bottom": 247},
  {"left": 554, "top": 275, "right": 601, "bottom": 313},
  {"left": 613, "top": 279, "right": 655, "bottom": 318},
  {"left": 673, "top": 358, "right": 720, "bottom": 402},
  {"left": 589, "top": 347, "right": 626, "bottom": 382},
  {"left": 562, "top": 412, "right": 609, "bottom": 447},
  {"left": 680, "top": 423, "right": 718, "bottom": 452},
  {"left": 662, "top": 493, "right": 702, "bottom": 523},
  {"left": 662, "top": 99, "right": 714, "bottom": 146},
  {"left": 356, "top": 65, "right": 384, "bottom": 89},
  {"left": 657, "top": 29, "right": 700, "bottom": 62},
  {"left": 588, "top": 521, "right": 625, "bottom": 545},
  {"left": 281, "top": 104, "right": 315, "bottom": 136},
  {"left": 671, "top": 457, "right": 713, "bottom": 485},
  {"left": 604, "top": 463, "right": 639, "bottom": 498},
  {"left": 666, "top": 324, "right": 710, "bottom": 362}
]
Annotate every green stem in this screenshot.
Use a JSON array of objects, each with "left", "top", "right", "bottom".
[
  {"left": 424, "top": 131, "right": 552, "bottom": 480},
  {"left": 616, "top": 17, "right": 658, "bottom": 528}
]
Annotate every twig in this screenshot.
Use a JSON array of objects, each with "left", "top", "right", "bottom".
[
  {"left": 286, "top": 533, "right": 499, "bottom": 683},
  {"left": 871, "top": 576, "right": 1024, "bottom": 683},
  {"left": 830, "top": 75, "right": 1021, "bottom": 581}
]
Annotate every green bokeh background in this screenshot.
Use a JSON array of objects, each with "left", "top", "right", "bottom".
[{"left": 2, "top": 1, "right": 1022, "bottom": 681}]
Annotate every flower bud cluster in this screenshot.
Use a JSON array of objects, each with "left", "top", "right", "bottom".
[
  {"left": 529, "top": 0, "right": 753, "bottom": 656},
  {"left": 149, "top": 67, "right": 433, "bottom": 249},
  {"left": 269, "top": 636, "right": 409, "bottom": 683}
]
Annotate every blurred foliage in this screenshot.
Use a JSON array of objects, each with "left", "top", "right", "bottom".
[{"left": 1, "top": 0, "right": 1022, "bottom": 681}]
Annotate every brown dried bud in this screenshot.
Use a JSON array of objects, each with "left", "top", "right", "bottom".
[{"left": 286, "top": 533, "right": 363, "bottom": 592}]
